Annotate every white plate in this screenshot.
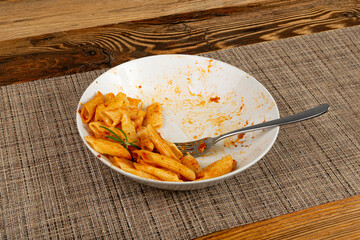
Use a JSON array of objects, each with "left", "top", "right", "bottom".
[{"left": 76, "top": 54, "right": 279, "bottom": 190}]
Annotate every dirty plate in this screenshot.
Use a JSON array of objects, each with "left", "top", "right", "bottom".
[{"left": 76, "top": 54, "right": 279, "bottom": 190}]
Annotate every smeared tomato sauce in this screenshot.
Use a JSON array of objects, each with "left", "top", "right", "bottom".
[
  {"left": 198, "top": 142, "right": 207, "bottom": 153},
  {"left": 209, "top": 96, "right": 220, "bottom": 103},
  {"left": 238, "top": 133, "right": 245, "bottom": 140}
]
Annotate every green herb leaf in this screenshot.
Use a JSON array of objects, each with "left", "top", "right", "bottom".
[
  {"left": 115, "top": 127, "right": 128, "bottom": 142},
  {"left": 100, "top": 126, "right": 124, "bottom": 141},
  {"left": 100, "top": 125, "right": 140, "bottom": 150},
  {"left": 105, "top": 135, "right": 125, "bottom": 144}
]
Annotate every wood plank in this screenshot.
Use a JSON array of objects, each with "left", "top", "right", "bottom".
[
  {"left": 195, "top": 195, "right": 360, "bottom": 240},
  {"left": 0, "top": 0, "right": 269, "bottom": 42},
  {"left": 0, "top": 0, "right": 359, "bottom": 85}
]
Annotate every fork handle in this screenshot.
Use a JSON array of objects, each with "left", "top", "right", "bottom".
[{"left": 215, "top": 104, "right": 329, "bottom": 143}]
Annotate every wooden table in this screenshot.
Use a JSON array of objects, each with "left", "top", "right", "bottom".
[{"left": 1, "top": 0, "right": 359, "bottom": 238}]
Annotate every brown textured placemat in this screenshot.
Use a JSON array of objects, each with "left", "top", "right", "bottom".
[{"left": 1, "top": 26, "right": 360, "bottom": 239}]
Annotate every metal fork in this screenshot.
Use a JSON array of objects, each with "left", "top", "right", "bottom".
[{"left": 174, "top": 104, "right": 329, "bottom": 157}]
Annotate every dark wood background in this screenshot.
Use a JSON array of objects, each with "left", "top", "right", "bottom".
[{"left": 1, "top": 0, "right": 359, "bottom": 85}]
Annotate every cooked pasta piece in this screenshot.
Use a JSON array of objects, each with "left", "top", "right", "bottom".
[
  {"left": 112, "top": 157, "right": 159, "bottom": 180},
  {"left": 100, "top": 109, "right": 126, "bottom": 127},
  {"left": 94, "top": 103, "right": 106, "bottom": 122},
  {"left": 135, "top": 150, "right": 195, "bottom": 181},
  {"left": 131, "top": 109, "right": 146, "bottom": 129},
  {"left": 81, "top": 91, "right": 105, "bottom": 123},
  {"left": 93, "top": 93, "right": 116, "bottom": 121},
  {"left": 139, "top": 134, "right": 154, "bottom": 151},
  {"left": 180, "top": 153, "right": 204, "bottom": 178},
  {"left": 145, "top": 102, "right": 163, "bottom": 129},
  {"left": 127, "top": 97, "right": 143, "bottom": 108},
  {"left": 105, "top": 93, "right": 115, "bottom": 104},
  {"left": 88, "top": 122, "right": 126, "bottom": 141},
  {"left": 200, "top": 155, "right": 236, "bottom": 179},
  {"left": 137, "top": 126, "right": 154, "bottom": 151},
  {"left": 113, "top": 92, "right": 130, "bottom": 107},
  {"left": 134, "top": 161, "right": 181, "bottom": 182},
  {"left": 89, "top": 122, "right": 107, "bottom": 139},
  {"left": 164, "top": 140, "right": 183, "bottom": 159},
  {"left": 146, "top": 124, "right": 180, "bottom": 162},
  {"left": 85, "top": 136, "right": 131, "bottom": 159},
  {"left": 121, "top": 113, "right": 139, "bottom": 145}
]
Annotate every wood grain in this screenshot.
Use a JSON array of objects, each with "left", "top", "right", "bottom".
[
  {"left": 1, "top": 0, "right": 359, "bottom": 85},
  {"left": 195, "top": 195, "right": 360, "bottom": 240},
  {"left": 0, "top": 0, "right": 268, "bottom": 42}
]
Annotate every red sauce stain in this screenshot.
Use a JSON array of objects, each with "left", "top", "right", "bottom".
[
  {"left": 138, "top": 85, "right": 142, "bottom": 88},
  {"left": 198, "top": 142, "right": 207, "bottom": 153},
  {"left": 165, "top": 97, "right": 169, "bottom": 101},
  {"left": 207, "top": 59, "right": 214, "bottom": 73},
  {"left": 78, "top": 109, "right": 81, "bottom": 114},
  {"left": 245, "top": 120, "right": 249, "bottom": 126},
  {"left": 97, "top": 155, "right": 101, "bottom": 158},
  {"left": 194, "top": 135, "right": 198, "bottom": 139},
  {"left": 187, "top": 87, "right": 196, "bottom": 96},
  {"left": 238, "top": 133, "right": 245, "bottom": 139},
  {"left": 239, "top": 103, "right": 244, "bottom": 112},
  {"left": 209, "top": 96, "right": 220, "bottom": 103},
  {"left": 196, "top": 100, "right": 206, "bottom": 106}
]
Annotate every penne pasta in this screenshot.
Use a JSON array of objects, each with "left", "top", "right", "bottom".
[
  {"left": 165, "top": 140, "right": 183, "bottom": 159},
  {"left": 85, "top": 136, "right": 131, "bottom": 159},
  {"left": 139, "top": 134, "right": 154, "bottom": 151},
  {"left": 180, "top": 153, "right": 204, "bottom": 178},
  {"left": 146, "top": 124, "right": 181, "bottom": 162},
  {"left": 133, "top": 109, "right": 146, "bottom": 129},
  {"left": 100, "top": 109, "right": 126, "bottom": 127},
  {"left": 88, "top": 122, "right": 127, "bottom": 141},
  {"left": 201, "top": 155, "right": 236, "bottom": 180},
  {"left": 81, "top": 90, "right": 238, "bottom": 183},
  {"left": 134, "top": 162, "right": 181, "bottom": 182},
  {"left": 89, "top": 121, "right": 107, "bottom": 139},
  {"left": 113, "top": 92, "right": 130, "bottom": 107},
  {"left": 113, "top": 157, "right": 159, "bottom": 180},
  {"left": 121, "top": 113, "right": 139, "bottom": 145},
  {"left": 94, "top": 103, "right": 106, "bottom": 122},
  {"left": 105, "top": 93, "right": 115, "bottom": 105},
  {"left": 81, "top": 91, "right": 105, "bottom": 123},
  {"left": 135, "top": 150, "right": 196, "bottom": 181},
  {"left": 145, "top": 102, "right": 163, "bottom": 129},
  {"left": 137, "top": 126, "right": 154, "bottom": 151},
  {"left": 94, "top": 93, "right": 116, "bottom": 121},
  {"left": 127, "top": 97, "right": 143, "bottom": 108}
]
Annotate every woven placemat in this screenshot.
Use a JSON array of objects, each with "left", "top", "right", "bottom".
[{"left": 1, "top": 26, "right": 359, "bottom": 239}]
